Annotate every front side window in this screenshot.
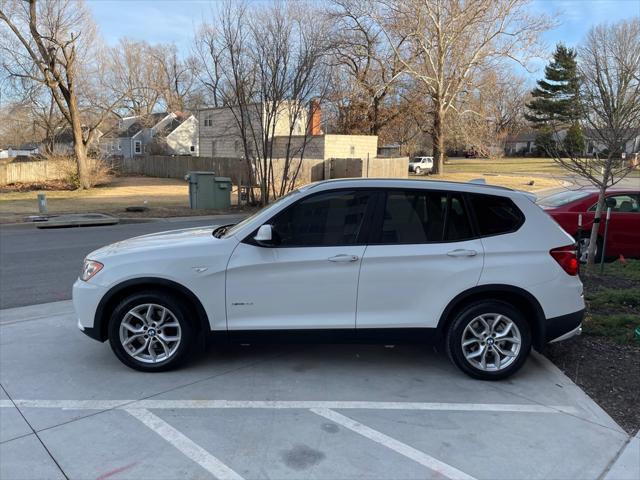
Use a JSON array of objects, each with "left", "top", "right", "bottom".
[
  {"left": 376, "top": 190, "right": 472, "bottom": 244},
  {"left": 589, "top": 194, "right": 640, "bottom": 213},
  {"left": 470, "top": 193, "right": 524, "bottom": 236},
  {"left": 270, "top": 190, "right": 371, "bottom": 247}
]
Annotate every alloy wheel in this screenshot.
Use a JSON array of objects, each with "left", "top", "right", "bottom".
[
  {"left": 119, "top": 303, "right": 182, "bottom": 364},
  {"left": 461, "top": 313, "right": 522, "bottom": 372}
]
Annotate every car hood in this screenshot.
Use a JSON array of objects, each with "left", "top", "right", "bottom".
[{"left": 88, "top": 226, "right": 218, "bottom": 259}]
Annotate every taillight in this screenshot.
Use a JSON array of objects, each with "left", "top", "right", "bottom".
[{"left": 550, "top": 245, "right": 579, "bottom": 276}]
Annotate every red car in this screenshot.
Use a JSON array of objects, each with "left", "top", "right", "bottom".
[{"left": 537, "top": 189, "right": 640, "bottom": 262}]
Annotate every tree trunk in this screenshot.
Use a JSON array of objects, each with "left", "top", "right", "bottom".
[
  {"left": 585, "top": 185, "right": 606, "bottom": 267},
  {"left": 68, "top": 93, "right": 91, "bottom": 189},
  {"left": 432, "top": 106, "right": 445, "bottom": 175}
]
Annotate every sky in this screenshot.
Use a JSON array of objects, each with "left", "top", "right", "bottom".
[{"left": 87, "top": 0, "right": 640, "bottom": 80}]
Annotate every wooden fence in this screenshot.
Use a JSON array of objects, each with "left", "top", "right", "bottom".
[
  {"left": 118, "top": 155, "right": 408, "bottom": 186},
  {"left": 0, "top": 155, "right": 409, "bottom": 187},
  {"left": 0, "top": 160, "right": 67, "bottom": 186}
]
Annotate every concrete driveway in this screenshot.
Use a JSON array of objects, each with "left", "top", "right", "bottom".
[{"left": 0, "top": 301, "right": 633, "bottom": 480}]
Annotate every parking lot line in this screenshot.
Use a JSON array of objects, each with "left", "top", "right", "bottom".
[
  {"left": 310, "top": 407, "right": 476, "bottom": 480},
  {"left": 0, "top": 399, "right": 578, "bottom": 414},
  {"left": 125, "top": 408, "right": 245, "bottom": 480}
]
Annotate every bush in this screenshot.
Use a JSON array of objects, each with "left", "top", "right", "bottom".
[{"left": 48, "top": 154, "right": 112, "bottom": 189}]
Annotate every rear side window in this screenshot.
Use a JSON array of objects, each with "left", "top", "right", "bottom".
[
  {"left": 469, "top": 194, "right": 524, "bottom": 236},
  {"left": 376, "top": 190, "right": 473, "bottom": 244}
]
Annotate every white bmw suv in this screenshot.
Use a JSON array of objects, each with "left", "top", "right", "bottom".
[{"left": 73, "top": 179, "right": 584, "bottom": 380}]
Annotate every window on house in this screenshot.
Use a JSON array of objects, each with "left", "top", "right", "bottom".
[
  {"left": 134, "top": 141, "right": 142, "bottom": 154},
  {"left": 190, "top": 145, "right": 195, "bottom": 152},
  {"left": 350, "top": 146, "right": 355, "bottom": 156},
  {"left": 204, "top": 114, "right": 212, "bottom": 127},
  {"left": 118, "top": 144, "right": 122, "bottom": 151},
  {"left": 211, "top": 140, "right": 217, "bottom": 156}
]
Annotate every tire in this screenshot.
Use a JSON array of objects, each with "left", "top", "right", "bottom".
[
  {"left": 446, "top": 301, "right": 531, "bottom": 380},
  {"left": 415, "top": 167, "right": 422, "bottom": 175},
  {"left": 576, "top": 234, "right": 603, "bottom": 263},
  {"left": 108, "top": 291, "right": 195, "bottom": 372}
]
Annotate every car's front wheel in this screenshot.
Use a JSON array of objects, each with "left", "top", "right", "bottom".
[
  {"left": 446, "top": 301, "right": 531, "bottom": 380},
  {"left": 415, "top": 167, "right": 422, "bottom": 175},
  {"left": 108, "top": 291, "right": 195, "bottom": 372}
]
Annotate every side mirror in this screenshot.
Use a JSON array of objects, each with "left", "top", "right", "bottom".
[
  {"left": 254, "top": 224, "right": 273, "bottom": 244},
  {"left": 605, "top": 197, "right": 616, "bottom": 208}
]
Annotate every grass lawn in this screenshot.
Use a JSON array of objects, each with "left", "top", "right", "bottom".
[
  {"left": 582, "top": 259, "right": 640, "bottom": 344},
  {"left": 545, "top": 258, "right": 639, "bottom": 433},
  {"left": 419, "top": 172, "right": 562, "bottom": 191},
  {"left": 0, "top": 176, "right": 243, "bottom": 223},
  {"left": 443, "top": 157, "right": 567, "bottom": 176}
]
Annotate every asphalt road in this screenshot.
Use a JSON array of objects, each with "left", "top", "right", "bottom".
[{"left": 0, "top": 216, "right": 245, "bottom": 309}]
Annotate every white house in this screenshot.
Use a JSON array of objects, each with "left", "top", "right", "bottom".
[
  {"left": 100, "top": 112, "right": 198, "bottom": 158},
  {"left": 0, "top": 143, "right": 40, "bottom": 158}
]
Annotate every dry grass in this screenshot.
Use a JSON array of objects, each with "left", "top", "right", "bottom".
[
  {"left": 0, "top": 176, "right": 194, "bottom": 223},
  {"left": 417, "top": 172, "right": 563, "bottom": 191},
  {"left": 443, "top": 157, "right": 567, "bottom": 175}
]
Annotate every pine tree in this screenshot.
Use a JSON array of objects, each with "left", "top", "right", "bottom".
[{"left": 525, "top": 44, "right": 582, "bottom": 126}]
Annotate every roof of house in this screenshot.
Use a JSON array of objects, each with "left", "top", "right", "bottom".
[{"left": 506, "top": 131, "right": 537, "bottom": 143}]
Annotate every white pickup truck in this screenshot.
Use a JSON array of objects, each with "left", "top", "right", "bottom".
[{"left": 408, "top": 156, "right": 434, "bottom": 175}]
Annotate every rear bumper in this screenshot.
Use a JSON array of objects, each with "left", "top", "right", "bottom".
[{"left": 544, "top": 309, "right": 585, "bottom": 344}]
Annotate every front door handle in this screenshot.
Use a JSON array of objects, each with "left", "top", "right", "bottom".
[
  {"left": 447, "top": 249, "right": 478, "bottom": 257},
  {"left": 328, "top": 254, "right": 359, "bottom": 262}
]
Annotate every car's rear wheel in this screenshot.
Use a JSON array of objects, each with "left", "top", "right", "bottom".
[
  {"left": 108, "top": 291, "right": 194, "bottom": 372},
  {"left": 446, "top": 301, "right": 531, "bottom": 380}
]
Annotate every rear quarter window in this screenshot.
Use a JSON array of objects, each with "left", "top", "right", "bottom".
[{"left": 469, "top": 194, "right": 525, "bottom": 236}]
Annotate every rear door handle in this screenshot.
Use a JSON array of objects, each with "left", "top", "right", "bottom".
[
  {"left": 447, "top": 249, "right": 477, "bottom": 257},
  {"left": 328, "top": 254, "right": 359, "bottom": 262}
]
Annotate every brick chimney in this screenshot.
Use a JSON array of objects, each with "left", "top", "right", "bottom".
[{"left": 308, "top": 99, "right": 322, "bottom": 136}]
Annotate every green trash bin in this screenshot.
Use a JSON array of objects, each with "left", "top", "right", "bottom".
[
  {"left": 186, "top": 171, "right": 216, "bottom": 209},
  {"left": 212, "top": 177, "right": 232, "bottom": 209}
]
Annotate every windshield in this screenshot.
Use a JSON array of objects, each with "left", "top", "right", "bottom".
[
  {"left": 537, "top": 190, "right": 591, "bottom": 207},
  {"left": 222, "top": 189, "right": 302, "bottom": 238}
]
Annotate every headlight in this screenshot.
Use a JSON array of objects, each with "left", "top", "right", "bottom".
[{"left": 81, "top": 259, "right": 104, "bottom": 282}]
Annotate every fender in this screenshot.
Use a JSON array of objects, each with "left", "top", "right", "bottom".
[
  {"left": 436, "top": 284, "right": 547, "bottom": 350},
  {"left": 93, "top": 277, "right": 211, "bottom": 342}
]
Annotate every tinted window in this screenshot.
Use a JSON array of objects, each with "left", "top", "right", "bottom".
[
  {"left": 270, "top": 190, "right": 371, "bottom": 246},
  {"left": 377, "top": 191, "right": 472, "bottom": 244},
  {"left": 470, "top": 194, "right": 524, "bottom": 236}
]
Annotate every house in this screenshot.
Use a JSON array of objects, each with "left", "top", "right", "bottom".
[
  {"left": 198, "top": 101, "right": 378, "bottom": 161},
  {"left": 100, "top": 112, "right": 198, "bottom": 158},
  {"left": 0, "top": 143, "right": 40, "bottom": 159},
  {"left": 47, "top": 127, "right": 102, "bottom": 155},
  {"left": 504, "top": 131, "right": 537, "bottom": 156}
]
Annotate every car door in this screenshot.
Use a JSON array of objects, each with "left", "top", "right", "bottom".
[
  {"left": 356, "top": 189, "right": 484, "bottom": 331},
  {"left": 226, "top": 189, "right": 375, "bottom": 332},
  {"left": 600, "top": 194, "right": 640, "bottom": 257}
]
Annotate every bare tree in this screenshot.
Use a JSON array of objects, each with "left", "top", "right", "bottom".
[
  {"left": 108, "top": 39, "right": 163, "bottom": 116},
  {"left": 0, "top": 0, "right": 124, "bottom": 188},
  {"left": 448, "top": 70, "right": 529, "bottom": 157},
  {"left": 196, "top": 1, "right": 331, "bottom": 204},
  {"left": 545, "top": 19, "right": 640, "bottom": 266},
  {"left": 327, "top": 0, "right": 405, "bottom": 136},
  {"left": 379, "top": 0, "right": 550, "bottom": 174}
]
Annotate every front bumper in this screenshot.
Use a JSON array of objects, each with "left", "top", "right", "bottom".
[
  {"left": 544, "top": 308, "right": 585, "bottom": 344},
  {"left": 73, "top": 278, "right": 108, "bottom": 342}
]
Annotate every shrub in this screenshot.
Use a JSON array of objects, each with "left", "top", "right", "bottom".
[{"left": 47, "top": 154, "right": 112, "bottom": 189}]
